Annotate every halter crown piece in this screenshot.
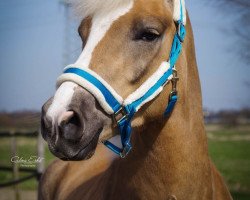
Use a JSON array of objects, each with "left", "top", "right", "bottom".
[{"left": 57, "top": 0, "right": 186, "bottom": 158}]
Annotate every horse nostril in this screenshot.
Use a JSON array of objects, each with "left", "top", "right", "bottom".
[
  {"left": 41, "top": 116, "right": 52, "bottom": 139},
  {"left": 59, "top": 111, "right": 83, "bottom": 142}
]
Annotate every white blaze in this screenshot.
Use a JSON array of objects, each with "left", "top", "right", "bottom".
[
  {"left": 47, "top": 1, "right": 134, "bottom": 121},
  {"left": 74, "top": 1, "right": 134, "bottom": 68},
  {"left": 47, "top": 82, "right": 77, "bottom": 124}
]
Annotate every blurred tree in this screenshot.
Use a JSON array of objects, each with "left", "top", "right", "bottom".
[{"left": 208, "top": 0, "right": 250, "bottom": 64}]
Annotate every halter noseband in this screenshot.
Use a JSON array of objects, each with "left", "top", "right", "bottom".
[{"left": 57, "top": 0, "right": 186, "bottom": 158}]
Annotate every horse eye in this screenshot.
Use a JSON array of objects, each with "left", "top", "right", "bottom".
[{"left": 137, "top": 29, "right": 160, "bottom": 42}]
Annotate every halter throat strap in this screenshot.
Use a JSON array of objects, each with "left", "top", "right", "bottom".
[{"left": 57, "top": 0, "right": 186, "bottom": 158}]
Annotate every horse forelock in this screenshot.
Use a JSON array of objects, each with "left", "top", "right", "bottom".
[{"left": 67, "top": 0, "right": 134, "bottom": 19}]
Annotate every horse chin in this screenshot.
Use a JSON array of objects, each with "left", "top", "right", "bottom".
[
  {"left": 49, "top": 128, "right": 103, "bottom": 161},
  {"left": 59, "top": 148, "right": 95, "bottom": 161},
  {"left": 68, "top": 137, "right": 99, "bottom": 161}
]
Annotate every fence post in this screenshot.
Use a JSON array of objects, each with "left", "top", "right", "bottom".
[
  {"left": 37, "top": 129, "right": 45, "bottom": 178},
  {"left": 10, "top": 132, "right": 20, "bottom": 200}
]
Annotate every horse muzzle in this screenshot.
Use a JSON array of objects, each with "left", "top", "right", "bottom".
[{"left": 41, "top": 84, "right": 111, "bottom": 160}]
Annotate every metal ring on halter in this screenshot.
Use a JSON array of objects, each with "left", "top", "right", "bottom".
[
  {"left": 120, "top": 143, "right": 132, "bottom": 158},
  {"left": 112, "top": 106, "right": 128, "bottom": 125}
]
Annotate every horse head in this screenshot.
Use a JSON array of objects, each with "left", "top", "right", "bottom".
[{"left": 41, "top": 0, "right": 187, "bottom": 160}]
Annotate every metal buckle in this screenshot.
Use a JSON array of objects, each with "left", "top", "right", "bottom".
[
  {"left": 171, "top": 69, "right": 179, "bottom": 91},
  {"left": 120, "top": 144, "right": 132, "bottom": 158},
  {"left": 170, "top": 68, "right": 179, "bottom": 99},
  {"left": 112, "top": 107, "right": 128, "bottom": 125},
  {"left": 169, "top": 90, "right": 177, "bottom": 99}
]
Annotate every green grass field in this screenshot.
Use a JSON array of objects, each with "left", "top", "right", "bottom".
[
  {"left": 206, "top": 125, "right": 250, "bottom": 200},
  {"left": 0, "top": 125, "right": 249, "bottom": 199}
]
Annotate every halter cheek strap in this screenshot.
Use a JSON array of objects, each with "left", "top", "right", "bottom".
[{"left": 57, "top": 0, "right": 186, "bottom": 158}]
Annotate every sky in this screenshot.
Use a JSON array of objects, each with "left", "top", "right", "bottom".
[{"left": 0, "top": 0, "right": 249, "bottom": 112}]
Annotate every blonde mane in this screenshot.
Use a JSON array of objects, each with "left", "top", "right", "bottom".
[{"left": 67, "top": 0, "right": 133, "bottom": 19}]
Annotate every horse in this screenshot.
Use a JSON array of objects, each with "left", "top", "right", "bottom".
[{"left": 39, "top": 0, "right": 232, "bottom": 199}]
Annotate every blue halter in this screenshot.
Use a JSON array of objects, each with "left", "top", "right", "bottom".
[{"left": 58, "top": 1, "right": 186, "bottom": 158}]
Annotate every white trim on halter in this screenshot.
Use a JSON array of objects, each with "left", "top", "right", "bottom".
[
  {"left": 57, "top": 69, "right": 123, "bottom": 115},
  {"left": 124, "top": 62, "right": 170, "bottom": 105},
  {"left": 66, "top": 65, "right": 123, "bottom": 102},
  {"left": 57, "top": 61, "right": 172, "bottom": 115},
  {"left": 173, "top": 0, "right": 186, "bottom": 25}
]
